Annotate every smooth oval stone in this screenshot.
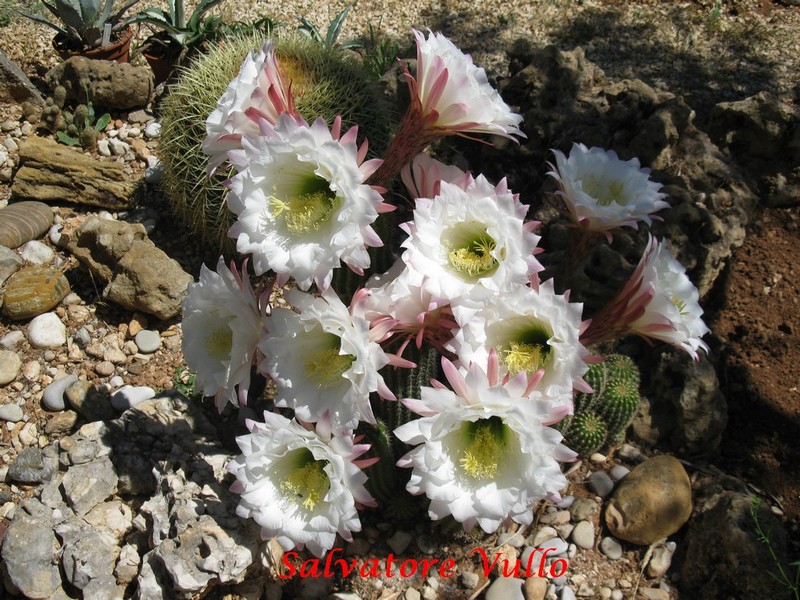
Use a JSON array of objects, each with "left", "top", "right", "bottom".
[
  {"left": 27, "top": 312, "right": 66, "bottom": 348},
  {"left": 42, "top": 374, "right": 78, "bottom": 411},
  {"left": 0, "top": 201, "right": 54, "bottom": 249},
  {"left": 0, "top": 403, "right": 24, "bottom": 422},
  {"left": 0, "top": 350, "right": 22, "bottom": 385},
  {"left": 605, "top": 455, "right": 693, "bottom": 545},
  {"left": 134, "top": 330, "right": 160, "bottom": 354},
  {"left": 2, "top": 266, "right": 70, "bottom": 320}
]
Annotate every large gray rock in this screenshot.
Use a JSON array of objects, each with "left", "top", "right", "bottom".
[
  {"left": 56, "top": 517, "right": 120, "bottom": 590},
  {"left": 45, "top": 56, "right": 153, "bottom": 111},
  {"left": 632, "top": 350, "right": 727, "bottom": 455},
  {"left": 680, "top": 485, "right": 791, "bottom": 599},
  {"left": 60, "top": 217, "right": 192, "bottom": 319},
  {"left": 0, "top": 47, "right": 44, "bottom": 104},
  {"left": 1, "top": 500, "right": 62, "bottom": 599},
  {"left": 61, "top": 455, "right": 118, "bottom": 516},
  {"left": 143, "top": 517, "right": 254, "bottom": 595},
  {"left": 707, "top": 91, "right": 800, "bottom": 207}
]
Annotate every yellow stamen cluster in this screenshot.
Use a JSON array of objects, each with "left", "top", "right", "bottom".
[
  {"left": 672, "top": 296, "right": 688, "bottom": 315},
  {"left": 502, "top": 341, "right": 548, "bottom": 376},
  {"left": 447, "top": 231, "right": 499, "bottom": 278},
  {"left": 271, "top": 189, "right": 337, "bottom": 235},
  {"left": 205, "top": 325, "right": 233, "bottom": 360},
  {"left": 305, "top": 345, "right": 355, "bottom": 389},
  {"left": 583, "top": 175, "right": 627, "bottom": 206},
  {"left": 460, "top": 419, "right": 506, "bottom": 479},
  {"left": 280, "top": 460, "right": 330, "bottom": 511}
]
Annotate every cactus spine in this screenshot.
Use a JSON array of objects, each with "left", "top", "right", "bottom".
[{"left": 560, "top": 353, "right": 641, "bottom": 456}]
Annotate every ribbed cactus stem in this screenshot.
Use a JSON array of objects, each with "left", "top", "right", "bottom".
[
  {"left": 562, "top": 353, "right": 641, "bottom": 456},
  {"left": 564, "top": 410, "right": 608, "bottom": 457}
]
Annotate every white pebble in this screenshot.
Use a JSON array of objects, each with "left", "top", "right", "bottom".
[
  {"left": 3, "top": 138, "right": 18, "bottom": 152},
  {"left": 0, "top": 149, "right": 7, "bottom": 164},
  {"left": 27, "top": 312, "right": 67, "bottom": 348},
  {"left": 0, "top": 404, "right": 24, "bottom": 422},
  {"left": 108, "top": 375, "right": 125, "bottom": 388},
  {"left": 134, "top": 330, "right": 161, "bottom": 354},
  {"left": 127, "top": 127, "right": 141, "bottom": 138},
  {"left": 0, "top": 350, "right": 21, "bottom": 385},
  {"left": 109, "top": 138, "right": 129, "bottom": 156},
  {"left": 600, "top": 536, "right": 623, "bottom": 560},
  {"left": 20, "top": 240, "right": 54, "bottom": 265},
  {"left": 144, "top": 121, "right": 161, "bottom": 138},
  {"left": 97, "top": 139, "right": 111, "bottom": 156},
  {"left": 1, "top": 331, "right": 25, "bottom": 349},
  {"left": 571, "top": 520, "right": 595, "bottom": 550},
  {"left": 49, "top": 223, "right": 64, "bottom": 246},
  {"left": 110, "top": 385, "right": 156, "bottom": 411}
]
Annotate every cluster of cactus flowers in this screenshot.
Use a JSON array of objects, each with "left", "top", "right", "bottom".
[{"left": 178, "top": 28, "right": 711, "bottom": 558}]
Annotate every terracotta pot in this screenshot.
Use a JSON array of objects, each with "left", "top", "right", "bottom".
[
  {"left": 53, "top": 26, "right": 134, "bottom": 63},
  {"left": 142, "top": 36, "right": 183, "bottom": 86}
]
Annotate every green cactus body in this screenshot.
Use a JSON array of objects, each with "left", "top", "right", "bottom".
[
  {"left": 73, "top": 104, "right": 89, "bottom": 128},
  {"left": 564, "top": 410, "right": 608, "bottom": 457},
  {"left": 158, "top": 33, "right": 397, "bottom": 253},
  {"left": 595, "top": 376, "right": 639, "bottom": 438},
  {"left": 562, "top": 353, "right": 641, "bottom": 456}
]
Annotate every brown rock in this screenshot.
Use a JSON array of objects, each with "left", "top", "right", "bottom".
[
  {"left": 11, "top": 136, "right": 137, "bottom": 210},
  {"left": 62, "top": 217, "right": 191, "bottom": 320},
  {"left": 45, "top": 410, "right": 79, "bottom": 435},
  {"left": 0, "top": 201, "right": 54, "bottom": 249},
  {"left": 1, "top": 266, "right": 70, "bottom": 320},
  {"left": 604, "top": 455, "right": 692, "bottom": 545},
  {"left": 45, "top": 56, "right": 153, "bottom": 111},
  {"left": 0, "top": 47, "right": 44, "bottom": 104}
]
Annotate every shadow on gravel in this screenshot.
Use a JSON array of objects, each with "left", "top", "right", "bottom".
[
  {"left": 421, "top": 4, "right": 782, "bottom": 125},
  {"left": 548, "top": 7, "right": 780, "bottom": 123}
]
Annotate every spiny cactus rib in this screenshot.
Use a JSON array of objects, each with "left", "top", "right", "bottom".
[
  {"left": 158, "top": 32, "right": 396, "bottom": 253},
  {"left": 564, "top": 410, "right": 607, "bottom": 457},
  {"left": 562, "top": 353, "right": 641, "bottom": 456}
]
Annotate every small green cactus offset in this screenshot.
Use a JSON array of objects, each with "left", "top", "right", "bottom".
[
  {"left": 560, "top": 353, "right": 641, "bottom": 456},
  {"left": 564, "top": 410, "right": 608, "bottom": 457}
]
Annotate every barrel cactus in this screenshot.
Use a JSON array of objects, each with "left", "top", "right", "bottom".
[
  {"left": 158, "top": 32, "right": 397, "bottom": 252},
  {"left": 560, "top": 353, "right": 641, "bottom": 456}
]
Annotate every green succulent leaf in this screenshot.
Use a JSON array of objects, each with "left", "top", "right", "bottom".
[
  {"left": 56, "top": 131, "right": 81, "bottom": 146},
  {"left": 94, "top": 112, "right": 111, "bottom": 132}
]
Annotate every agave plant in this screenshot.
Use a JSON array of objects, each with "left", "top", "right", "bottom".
[
  {"left": 18, "top": 0, "right": 140, "bottom": 49},
  {"left": 126, "top": 0, "right": 226, "bottom": 49}
]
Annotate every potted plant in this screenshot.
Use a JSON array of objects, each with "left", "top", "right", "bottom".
[
  {"left": 127, "top": 0, "right": 226, "bottom": 84},
  {"left": 18, "top": 0, "right": 141, "bottom": 63}
]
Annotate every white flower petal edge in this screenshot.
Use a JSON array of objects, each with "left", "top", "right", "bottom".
[
  {"left": 400, "top": 176, "right": 542, "bottom": 304},
  {"left": 628, "top": 236, "right": 710, "bottom": 359},
  {"left": 395, "top": 353, "right": 574, "bottom": 532},
  {"left": 202, "top": 40, "right": 296, "bottom": 175},
  {"left": 410, "top": 29, "right": 525, "bottom": 139},
  {"left": 182, "top": 258, "right": 265, "bottom": 412},
  {"left": 260, "top": 287, "right": 391, "bottom": 434},
  {"left": 229, "top": 413, "right": 375, "bottom": 558},
  {"left": 549, "top": 143, "right": 669, "bottom": 234},
  {"left": 400, "top": 153, "right": 473, "bottom": 199},
  {"left": 227, "top": 114, "right": 385, "bottom": 291}
]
